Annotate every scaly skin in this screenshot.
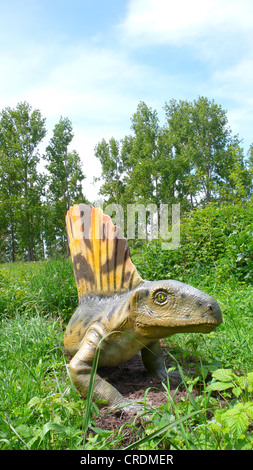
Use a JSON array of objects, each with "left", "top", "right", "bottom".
[{"left": 64, "top": 205, "right": 222, "bottom": 410}]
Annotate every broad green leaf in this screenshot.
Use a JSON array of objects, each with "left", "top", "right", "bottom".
[
  {"left": 27, "top": 396, "right": 41, "bottom": 408},
  {"left": 42, "top": 421, "right": 71, "bottom": 437},
  {"left": 244, "top": 402, "right": 253, "bottom": 420},
  {"left": 206, "top": 381, "right": 234, "bottom": 392},
  {"left": 212, "top": 369, "right": 234, "bottom": 382},
  {"left": 246, "top": 372, "right": 253, "bottom": 393},
  {"left": 221, "top": 407, "right": 249, "bottom": 438}
]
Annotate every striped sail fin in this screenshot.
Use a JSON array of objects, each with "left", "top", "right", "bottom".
[{"left": 66, "top": 204, "right": 143, "bottom": 299}]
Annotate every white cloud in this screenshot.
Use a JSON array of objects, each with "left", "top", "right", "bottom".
[
  {"left": 17, "top": 45, "right": 148, "bottom": 124},
  {"left": 14, "top": 44, "right": 152, "bottom": 201},
  {"left": 119, "top": 0, "right": 253, "bottom": 149},
  {"left": 1, "top": 0, "right": 253, "bottom": 199},
  {"left": 122, "top": 0, "right": 212, "bottom": 43},
  {"left": 217, "top": 58, "right": 253, "bottom": 90},
  {"left": 122, "top": 0, "right": 253, "bottom": 46},
  {"left": 212, "top": 56, "right": 253, "bottom": 147}
]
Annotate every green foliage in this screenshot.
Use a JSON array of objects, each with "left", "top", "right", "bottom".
[
  {"left": 94, "top": 98, "right": 253, "bottom": 209},
  {"left": 164, "top": 97, "right": 242, "bottom": 205},
  {"left": 0, "top": 102, "right": 46, "bottom": 262},
  {"left": 132, "top": 201, "right": 253, "bottom": 284},
  {"left": 0, "top": 104, "right": 86, "bottom": 262},
  {"left": 126, "top": 101, "right": 161, "bottom": 204},
  {"left": 204, "top": 369, "right": 253, "bottom": 449},
  {"left": 44, "top": 117, "right": 86, "bottom": 257},
  {"left": 0, "top": 259, "right": 78, "bottom": 320},
  {"left": 207, "top": 369, "right": 253, "bottom": 398},
  {"left": 94, "top": 137, "right": 127, "bottom": 205}
]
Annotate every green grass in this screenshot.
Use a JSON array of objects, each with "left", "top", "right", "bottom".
[
  {"left": 0, "top": 259, "right": 253, "bottom": 450},
  {"left": 0, "top": 259, "right": 78, "bottom": 320}
]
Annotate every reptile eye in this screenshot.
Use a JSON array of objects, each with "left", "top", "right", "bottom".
[{"left": 154, "top": 291, "right": 168, "bottom": 304}]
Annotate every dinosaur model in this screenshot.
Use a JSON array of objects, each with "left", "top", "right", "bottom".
[{"left": 64, "top": 204, "right": 222, "bottom": 411}]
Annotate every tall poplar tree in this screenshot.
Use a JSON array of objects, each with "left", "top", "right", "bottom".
[
  {"left": 0, "top": 102, "right": 46, "bottom": 261},
  {"left": 94, "top": 137, "right": 126, "bottom": 204},
  {"left": 126, "top": 101, "right": 160, "bottom": 204},
  {"left": 44, "top": 117, "right": 85, "bottom": 256},
  {"left": 164, "top": 97, "right": 235, "bottom": 206}
]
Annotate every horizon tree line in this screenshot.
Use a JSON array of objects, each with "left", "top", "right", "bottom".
[
  {"left": 0, "top": 102, "right": 86, "bottom": 262},
  {"left": 0, "top": 97, "right": 252, "bottom": 263}
]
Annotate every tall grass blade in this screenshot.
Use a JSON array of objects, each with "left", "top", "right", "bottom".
[
  {"left": 82, "top": 344, "right": 101, "bottom": 449},
  {"left": 3, "top": 415, "right": 31, "bottom": 450},
  {"left": 123, "top": 410, "right": 202, "bottom": 450}
]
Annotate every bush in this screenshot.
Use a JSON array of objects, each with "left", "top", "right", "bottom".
[{"left": 132, "top": 201, "right": 253, "bottom": 284}]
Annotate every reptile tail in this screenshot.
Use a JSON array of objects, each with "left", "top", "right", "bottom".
[{"left": 66, "top": 204, "right": 143, "bottom": 299}]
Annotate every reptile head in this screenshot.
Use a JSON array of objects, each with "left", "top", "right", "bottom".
[{"left": 130, "top": 280, "right": 222, "bottom": 339}]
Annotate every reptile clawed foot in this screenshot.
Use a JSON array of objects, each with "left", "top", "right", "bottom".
[
  {"left": 110, "top": 398, "right": 151, "bottom": 415},
  {"left": 168, "top": 369, "right": 182, "bottom": 384}
]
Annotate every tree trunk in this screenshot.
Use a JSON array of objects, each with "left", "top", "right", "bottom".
[
  {"left": 10, "top": 214, "right": 15, "bottom": 263},
  {"left": 28, "top": 245, "right": 34, "bottom": 262}
]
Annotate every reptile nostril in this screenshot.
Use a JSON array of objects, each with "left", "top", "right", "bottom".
[{"left": 207, "top": 302, "right": 223, "bottom": 323}]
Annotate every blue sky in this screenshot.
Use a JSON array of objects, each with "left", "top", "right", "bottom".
[{"left": 1, "top": 0, "right": 253, "bottom": 201}]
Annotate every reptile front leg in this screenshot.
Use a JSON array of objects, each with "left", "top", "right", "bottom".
[
  {"left": 68, "top": 323, "right": 142, "bottom": 411},
  {"left": 141, "top": 340, "right": 181, "bottom": 384},
  {"left": 141, "top": 340, "right": 167, "bottom": 380}
]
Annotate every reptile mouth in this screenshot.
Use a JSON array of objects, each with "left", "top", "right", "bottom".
[
  {"left": 143, "top": 321, "right": 222, "bottom": 339},
  {"left": 168, "top": 321, "right": 222, "bottom": 334},
  {"left": 198, "top": 323, "right": 220, "bottom": 333},
  {"left": 186, "top": 322, "right": 221, "bottom": 333}
]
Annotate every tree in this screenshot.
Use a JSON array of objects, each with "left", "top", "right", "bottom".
[
  {"left": 164, "top": 97, "right": 235, "bottom": 206},
  {"left": 219, "top": 141, "right": 252, "bottom": 203},
  {"left": 94, "top": 103, "right": 163, "bottom": 209},
  {"left": 0, "top": 102, "right": 46, "bottom": 261},
  {"left": 94, "top": 137, "right": 126, "bottom": 204},
  {"left": 94, "top": 98, "right": 252, "bottom": 215},
  {"left": 44, "top": 117, "right": 85, "bottom": 256},
  {"left": 247, "top": 144, "right": 253, "bottom": 198},
  {"left": 125, "top": 101, "right": 161, "bottom": 204}
]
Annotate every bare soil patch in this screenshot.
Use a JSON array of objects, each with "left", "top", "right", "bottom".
[{"left": 92, "top": 352, "right": 192, "bottom": 446}]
